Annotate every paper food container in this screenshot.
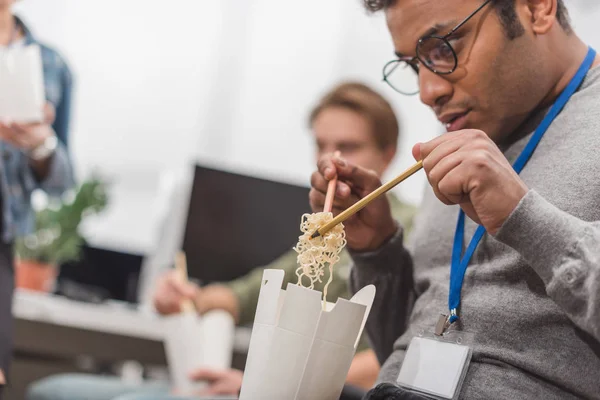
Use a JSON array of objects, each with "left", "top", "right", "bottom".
[
  {"left": 239, "top": 269, "right": 376, "bottom": 400},
  {"left": 0, "top": 44, "right": 45, "bottom": 122},
  {"left": 163, "top": 309, "right": 235, "bottom": 394}
]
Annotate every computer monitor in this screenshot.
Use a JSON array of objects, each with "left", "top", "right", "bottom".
[
  {"left": 58, "top": 244, "right": 144, "bottom": 303},
  {"left": 182, "top": 164, "right": 311, "bottom": 284}
]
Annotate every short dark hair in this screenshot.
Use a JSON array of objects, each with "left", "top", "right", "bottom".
[
  {"left": 309, "top": 82, "right": 400, "bottom": 150},
  {"left": 363, "top": 0, "right": 571, "bottom": 39}
]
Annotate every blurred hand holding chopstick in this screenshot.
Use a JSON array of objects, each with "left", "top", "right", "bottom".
[{"left": 175, "top": 251, "right": 196, "bottom": 314}]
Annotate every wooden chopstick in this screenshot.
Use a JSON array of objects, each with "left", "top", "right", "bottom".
[
  {"left": 175, "top": 251, "right": 195, "bottom": 314},
  {"left": 323, "top": 151, "right": 341, "bottom": 213},
  {"left": 311, "top": 160, "right": 423, "bottom": 239}
]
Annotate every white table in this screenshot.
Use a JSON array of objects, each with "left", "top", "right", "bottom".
[
  {"left": 10, "top": 289, "right": 251, "bottom": 399},
  {"left": 14, "top": 289, "right": 164, "bottom": 340},
  {"left": 13, "top": 289, "right": 252, "bottom": 351}
]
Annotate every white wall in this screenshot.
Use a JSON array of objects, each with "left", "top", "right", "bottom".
[
  {"left": 15, "top": 0, "right": 224, "bottom": 173},
  {"left": 14, "top": 0, "right": 227, "bottom": 252},
  {"left": 200, "top": 0, "right": 441, "bottom": 200},
  {"left": 568, "top": 0, "right": 600, "bottom": 51},
  {"left": 12, "top": 0, "right": 600, "bottom": 254}
]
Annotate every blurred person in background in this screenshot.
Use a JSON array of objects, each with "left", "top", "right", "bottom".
[
  {"left": 0, "top": 0, "right": 74, "bottom": 397},
  {"left": 27, "top": 82, "right": 417, "bottom": 400},
  {"left": 7, "top": 0, "right": 74, "bottom": 144}
]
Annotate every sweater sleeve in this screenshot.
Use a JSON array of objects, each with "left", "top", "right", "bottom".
[
  {"left": 348, "top": 224, "right": 416, "bottom": 365},
  {"left": 495, "top": 189, "right": 600, "bottom": 341}
]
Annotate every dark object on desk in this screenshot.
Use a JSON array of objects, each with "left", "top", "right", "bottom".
[
  {"left": 55, "top": 279, "right": 112, "bottom": 304},
  {"left": 57, "top": 244, "right": 143, "bottom": 302},
  {"left": 340, "top": 384, "right": 367, "bottom": 400},
  {"left": 363, "top": 383, "right": 430, "bottom": 400},
  {"left": 182, "top": 164, "right": 310, "bottom": 284}
]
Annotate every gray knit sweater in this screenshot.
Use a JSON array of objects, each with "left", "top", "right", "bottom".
[{"left": 350, "top": 66, "right": 600, "bottom": 399}]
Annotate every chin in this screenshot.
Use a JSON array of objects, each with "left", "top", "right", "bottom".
[
  {"left": 479, "top": 124, "right": 509, "bottom": 145},
  {"left": 462, "top": 116, "right": 495, "bottom": 140}
]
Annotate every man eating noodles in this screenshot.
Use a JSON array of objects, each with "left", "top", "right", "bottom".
[{"left": 310, "top": 1, "right": 600, "bottom": 399}]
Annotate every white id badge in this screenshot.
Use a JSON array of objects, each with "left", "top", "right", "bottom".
[{"left": 396, "top": 331, "right": 473, "bottom": 400}]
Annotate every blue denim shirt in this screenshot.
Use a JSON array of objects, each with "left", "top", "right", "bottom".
[{"left": 1, "top": 17, "right": 75, "bottom": 242}]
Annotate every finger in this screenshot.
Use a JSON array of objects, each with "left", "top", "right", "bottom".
[
  {"left": 412, "top": 142, "right": 422, "bottom": 161},
  {"left": 419, "top": 131, "right": 462, "bottom": 160},
  {"left": 44, "top": 102, "right": 56, "bottom": 124},
  {"left": 330, "top": 158, "right": 382, "bottom": 193},
  {"left": 10, "top": 123, "right": 27, "bottom": 134},
  {"left": 206, "top": 381, "right": 240, "bottom": 395},
  {"left": 427, "top": 151, "right": 464, "bottom": 206},
  {"left": 336, "top": 181, "right": 351, "bottom": 198},
  {"left": 437, "top": 165, "right": 471, "bottom": 206},
  {"left": 433, "top": 149, "right": 491, "bottom": 206},
  {"left": 154, "top": 272, "right": 198, "bottom": 312},
  {"left": 0, "top": 123, "right": 17, "bottom": 136},
  {"left": 153, "top": 284, "right": 182, "bottom": 312},
  {"left": 163, "top": 270, "right": 197, "bottom": 296},
  {"left": 316, "top": 155, "right": 338, "bottom": 181},
  {"left": 189, "top": 368, "right": 223, "bottom": 382},
  {"left": 423, "top": 134, "right": 464, "bottom": 174},
  {"left": 328, "top": 192, "right": 362, "bottom": 216},
  {"left": 310, "top": 173, "right": 351, "bottom": 201},
  {"left": 195, "top": 369, "right": 243, "bottom": 396},
  {"left": 1, "top": 127, "right": 27, "bottom": 148},
  {"left": 8, "top": 124, "right": 32, "bottom": 147},
  {"left": 419, "top": 129, "right": 480, "bottom": 160},
  {"left": 310, "top": 170, "right": 328, "bottom": 194},
  {"left": 167, "top": 276, "right": 198, "bottom": 299},
  {"left": 317, "top": 153, "right": 369, "bottom": 186},
  {"left": 0, "top": 125, "right": 11, "bottom": 140},
  {"left": 309, "top": 188, "right": 356, "bottom": 213}
]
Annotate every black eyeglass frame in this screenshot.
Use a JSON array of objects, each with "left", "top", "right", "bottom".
[{"left": 382, "top": 0, "right": 493, "bottom": 95}]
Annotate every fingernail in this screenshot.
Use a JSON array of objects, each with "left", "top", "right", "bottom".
[
  {"left": 325, "top": 168, "right": 334, "bottom": 176},
  {"left": 339, "top": 185, "right": 349, "bottom": 196}
]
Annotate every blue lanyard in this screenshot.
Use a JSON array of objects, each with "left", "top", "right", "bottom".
[{"left": 448, "top": 47, "right": 597, "bottom": 324}]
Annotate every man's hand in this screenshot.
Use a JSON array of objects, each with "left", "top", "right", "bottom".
[
  {"left": 417, "top": 129, "right": 528, "bottom": 235},
  {"left": 153, "top": 270, "right": 199, "bottom": 315},
  {"left": 309, "top": 153, "right": 397, "bottom": 252},
  {"left": 189, "top": 368, "right": 244, "bottom": 396}
]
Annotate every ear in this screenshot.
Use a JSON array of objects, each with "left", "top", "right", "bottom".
[{"left": 521, "top": 0, "right": 559, "bottom": 35}]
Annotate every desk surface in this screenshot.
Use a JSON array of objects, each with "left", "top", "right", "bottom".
[
  {"left": 10, "top": 290, "right": 251, "bottom": 400},
  {"left": 13, "top": 289, "right": 252, "bottom": 352},
  {"left": 13, "top": 289, "right": 164, "bottom": 340}
]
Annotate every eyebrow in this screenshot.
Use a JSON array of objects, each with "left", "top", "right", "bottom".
[{"left": 394, "top": 21, "right": 458, "bottom": 59}]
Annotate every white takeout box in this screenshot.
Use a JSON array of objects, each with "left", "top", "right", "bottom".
[
  {"left": 163, "top": 309, "right": 235, "bottom": 395},
  {"left": 0, "top": 44, "right": 45, "bottom": 122},
  {"left": 239, "top": 269, "right": 376, "bottom": 400}
]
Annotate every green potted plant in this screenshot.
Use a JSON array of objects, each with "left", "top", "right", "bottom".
[{"left": 14, "top": 177, "right": 108, "bottom": 292}]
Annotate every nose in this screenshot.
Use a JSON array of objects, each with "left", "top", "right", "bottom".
[{"left": 419, "top": 67, "right": 453, "bottom": 110}]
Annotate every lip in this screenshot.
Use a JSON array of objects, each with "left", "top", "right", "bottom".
[{"left": 438, "top": 110, "right": 470, "bottom": 132}]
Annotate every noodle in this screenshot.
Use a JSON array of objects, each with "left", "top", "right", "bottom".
[{"left": 293, "top": 212, "right": 346, "bottom": 309}]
